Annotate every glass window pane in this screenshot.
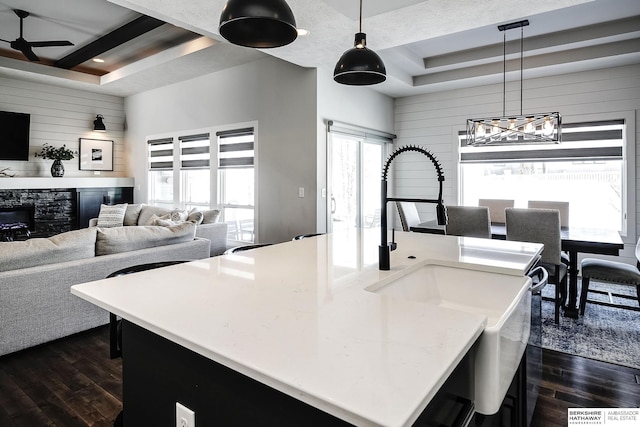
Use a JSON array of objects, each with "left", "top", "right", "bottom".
[
  {"left": 223, "top": 207, "right": 254, "bottom": 242},
  {"left": 461, "top": 160, "right": 622, "bottom": 231},
  {"left": 362, "top": 142, "right": 383, "bottom": 228},
  {"left": 220, "top": 168, "right": 254, "bottom": 206},
  {"left": 148, "top": 170, "right": 173, "bottom": 205},
  {"left": 181, "top": 169, "right": 210, "bottom": 210}
]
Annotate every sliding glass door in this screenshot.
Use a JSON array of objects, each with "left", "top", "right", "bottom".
[{"left": 329, "top": 134, "right": 385, "bottom": 232}]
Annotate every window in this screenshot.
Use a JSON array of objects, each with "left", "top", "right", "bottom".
[
  {"left": 180, "top": 134, "right": 210, "bottom": 211},
  {"left": 217, "top": 128, "right": 255, "bottom": 243},
  {"left": 327, "top": 121, "right": 393, "bottom": 235},
  {"left": 147, "top": 133, "right": 212, "bottom": 210},
  {"left": 148, "top": 137, "right": 174, "bottom": 209},
  {"left": 459, "top": 120, "right": 625, "bottom": 233}
]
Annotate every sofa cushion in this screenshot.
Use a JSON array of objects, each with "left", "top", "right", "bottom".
[
  {"left": 97, "top": 203, "right": 128, "bottom": 228},
  {"left": 137, "top": 205, "right": 173, "bottom": 226},
  {"left": 0, "top": 228, "right": 97, "bottom": 272},
  {"left": 96, "top": 223, "right": 196, "bottom": 256},
  {"left": 124, "top": 204, "right": 143, "bottom": 226}
]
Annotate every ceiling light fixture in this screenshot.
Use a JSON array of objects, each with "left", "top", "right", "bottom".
[
  {"left": 92, "top": 58, "right": 105, "bottom": 63},
  {"left": 93, "top": 115, "right": 106, "bottom": 132},
  {"left": 218, "top": 0, "right": 298, "bottom": 48},
  {"left": 333, "top": 0, "right": 386, "bottom": 86},
  {"left": 466, "top": 20, "right": 561, "bottom": 146}
]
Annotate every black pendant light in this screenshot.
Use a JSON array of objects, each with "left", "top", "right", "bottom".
[
  {"left": 333, "top": 0, "right": 386, "bottom": 85},
  {"left": 219, "top": 0, "right": 298, "bottom": 48}
]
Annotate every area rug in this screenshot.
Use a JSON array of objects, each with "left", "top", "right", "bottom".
[{"left": 541, "top": 281, "right": 640, "bottom": 370}]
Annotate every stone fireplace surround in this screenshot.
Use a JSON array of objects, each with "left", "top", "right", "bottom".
[{"left": 0, "top": 178, "right": 134, "bottom": 238}]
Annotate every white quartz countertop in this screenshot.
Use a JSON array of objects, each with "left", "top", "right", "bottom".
[{"left": 71, "top": 229, "right": 541, "bottom": 427}]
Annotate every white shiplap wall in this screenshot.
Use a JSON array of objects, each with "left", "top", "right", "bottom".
[
  {"left": 393, "top": 63, "right": 640, "bottom": 264},
  {"left": 0, "top": 76, "right": 125, "bottom": 178}
]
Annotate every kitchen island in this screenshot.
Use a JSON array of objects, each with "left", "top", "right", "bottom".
[{"left": 71, "top": 229, "right": 542, "bottom": 427}]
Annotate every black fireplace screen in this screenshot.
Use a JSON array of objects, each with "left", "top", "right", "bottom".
[{"left": 0, "top": 206, "right": 35, "bottom": 231}]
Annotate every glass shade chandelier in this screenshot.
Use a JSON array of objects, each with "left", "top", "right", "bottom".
[
  {"left": 466, "top": 20, "right": 561, "bottom": 146},
  {"left": 333, "top": 0, "right": 386, "bottom": 85},
  {"left": 218, "top": 0, "right": 298, "bottom": 48}
]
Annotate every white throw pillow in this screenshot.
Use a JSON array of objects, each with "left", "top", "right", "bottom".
[
  {"left": 96, "top": 203, "right": 128, "bottom": 228},
  {"left": 170, "top": 209, "right": 189, "bottom": 222}
]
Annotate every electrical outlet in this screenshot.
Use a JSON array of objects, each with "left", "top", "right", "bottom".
[
  {"left": 176, "top": 402, "right": 195, "bottom": 427},
  {"left": 298, "top": 187, "right": 305, "bottom": 198}
]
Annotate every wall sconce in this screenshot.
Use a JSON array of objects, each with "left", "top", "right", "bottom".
[{"left": 93, "top": 114, "right": 106, "bottom": 132}]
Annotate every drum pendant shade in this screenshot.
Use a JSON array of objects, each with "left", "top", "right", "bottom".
[
  {"left": 219, "top": 0, "right": 298, "bottom": 48},
  {"left": 334, "top": 32, "right": 386, "bottom": 85}
]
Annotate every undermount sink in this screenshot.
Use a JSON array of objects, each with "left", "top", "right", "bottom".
[{"left": 365, "top": 264, "right": 531, "bottom": 415}]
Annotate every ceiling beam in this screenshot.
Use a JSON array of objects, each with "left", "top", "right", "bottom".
[{"left": 55, "top": 15, "right": 164, "bottom": 69}]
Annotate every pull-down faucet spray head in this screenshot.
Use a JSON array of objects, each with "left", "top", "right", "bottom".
[{"left": 379, "top": 145, "right": 447, "bottom": 270}]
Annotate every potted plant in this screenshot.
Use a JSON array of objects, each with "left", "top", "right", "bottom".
[{"left": 35, "top": 143, "right": 77, "bottom": 177}]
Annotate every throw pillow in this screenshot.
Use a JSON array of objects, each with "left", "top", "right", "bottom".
[
  {"left": 170, "top": 209, "right": 189, "bottom": 222},
  {"left": 200, "top": 209, "right": 221, "bottom": 224},
  {"left": 147, "top": 214, "right": 180, "bottom": 227},
  {"left": 96, "top": 203, "right": 128, "bottom": 228},
  {"left": 123, "top": 204, "right": 143, "bottom": 226},
  {"left": 187, "top": 210, "right": 204, "bottom": 225},
  {"left": 145, "top": 213, "right": 171, "bottom": 226},
  {"left": 137, "top": 205, "right": 173, "bottom": 226},
  {"left": 95, "top": 222, "right": 196, "bottom": 256}
]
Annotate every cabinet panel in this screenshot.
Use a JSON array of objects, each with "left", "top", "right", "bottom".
[{"left": 76, "top": 187, "right": 133, "bottom": 228}]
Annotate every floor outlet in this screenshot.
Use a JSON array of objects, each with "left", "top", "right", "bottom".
[{"left": 176, "top": 402, "right": 195, "bottom": 427}]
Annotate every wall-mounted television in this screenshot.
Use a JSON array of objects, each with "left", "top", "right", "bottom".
[{"left": 0, "top": 111, "right": 31, "bottom": 161}]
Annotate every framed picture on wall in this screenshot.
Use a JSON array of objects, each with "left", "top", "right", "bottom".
[{"left": 79, "top": 138, "right": 113, "bottom": 171}]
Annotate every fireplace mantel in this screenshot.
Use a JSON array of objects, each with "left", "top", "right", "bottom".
[{"left": 0, "top": 177, "right": 134, "bottom": 190}]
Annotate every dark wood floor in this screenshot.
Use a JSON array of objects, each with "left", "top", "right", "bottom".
[
  {"left": 0, "top": 326, "right": 122, "bottom": 427},
  {"left": 1, "top": 325, "right": 639, "bottom": 426},
  {"left": 530, "top": 349, "right": 640, "bottom": 427}
]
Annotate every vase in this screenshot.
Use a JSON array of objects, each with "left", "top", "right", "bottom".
[{"left": 51, "top": 159, "right": 64, "bottom": 177}]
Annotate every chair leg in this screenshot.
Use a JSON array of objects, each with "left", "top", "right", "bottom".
[
  {"left": 554, "top": 270, "right": 561, "bottom": 324},
  {"left": 579, "top": 276, "right": 590, "bottom": 315}
]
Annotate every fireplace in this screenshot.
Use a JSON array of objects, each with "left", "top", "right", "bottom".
[{"left": 0, "top": 206, "right": 34, "bottom": 241}]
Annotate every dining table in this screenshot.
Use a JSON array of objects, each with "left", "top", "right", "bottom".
[{"left": 410, "top": 221, "right": 625, "bottom": 318}]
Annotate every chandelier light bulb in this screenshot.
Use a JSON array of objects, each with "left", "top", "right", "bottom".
[{"left": 542, "top": 116, "right": 554, "bottom": 136}]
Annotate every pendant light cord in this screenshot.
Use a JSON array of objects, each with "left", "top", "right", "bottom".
[
  {"left": 520, "top": 26, "right": 524, "bottom": 115},
  {"left": 502, "top": 32, "right": 506, "bottom": 117},
  {"left": 359, "top": 0, "right": 363, "bottom": 33}
]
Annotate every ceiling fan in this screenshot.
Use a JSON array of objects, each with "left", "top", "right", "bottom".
[{"left": 0, "top": 9, "right": 73, "bottom": 62}]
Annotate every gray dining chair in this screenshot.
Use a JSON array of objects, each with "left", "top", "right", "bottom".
[
  {"left": 478, "top": 198, "right": 514, "bottom": 224},
  {"left": 506, "top": 207, "right": 567, "bottom": 323},
  {"left": 445, "top": 205, "right": 491, "bottom": 238},
  {"left": 527, "top": 201, "right": 569, "bottom": 228},
  {"left": 579, "top": 237, "right": 640, "bottom": 315},
  {"left": 396, "top": 202, "right": 421, "bottom": 232},
  {"left": 528, "top": 200, "right": 571, "bottom": 266}
]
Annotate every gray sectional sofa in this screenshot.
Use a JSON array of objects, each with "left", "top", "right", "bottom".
[
  {"left": 89, "top": 204, "right": 228, "bottom": 258},
  {"left": 0, "top": 221, "right": 213, "bottom": 356}
]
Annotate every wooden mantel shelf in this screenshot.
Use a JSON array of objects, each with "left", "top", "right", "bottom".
[{"left": 0, "top": 177, "right": 135, "bottom": 190}]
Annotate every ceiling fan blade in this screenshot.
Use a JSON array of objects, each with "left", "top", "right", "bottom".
[
  {"left": 29, "top": 40, "right": 74, "bottom": 47},
  {"left": 21, "top": 47, "right": 40, "bottom": 62}
]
